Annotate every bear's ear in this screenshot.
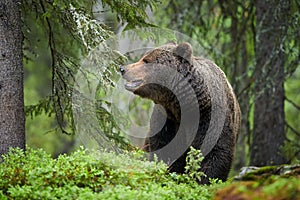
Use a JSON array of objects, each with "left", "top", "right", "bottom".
[{"left": 174, "top": 42, "right": 193, "bottom": 63}]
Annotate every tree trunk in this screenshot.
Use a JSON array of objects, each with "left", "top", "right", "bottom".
[
  {"left": 250, "top": 0, "right": 289, "bottom": 166},
  {"left": 0, "top": 0, "right": 25, "bottom": 156}
]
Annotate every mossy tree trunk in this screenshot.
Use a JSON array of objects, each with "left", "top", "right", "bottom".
[
  {"left": 0, "top": 0, "right": 25, "bottom": 156},
  {"left": 250, "top": 0, "right": 289, "bottom": 166}
]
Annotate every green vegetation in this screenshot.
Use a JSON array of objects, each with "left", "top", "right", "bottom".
[
  {"left": 215, "top": 172, "right": 300, "bottom": 200},
  {"left": 215, "top": 164, "right": 300, "bottom": 199},
  {"left": 1, "top": 147, "right": 299, "bottom": 199},
  {"left": 0, "top": 147, "right": 224, "bottom": 200}
]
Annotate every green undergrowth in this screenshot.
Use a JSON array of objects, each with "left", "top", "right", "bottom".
[
  {"left": 0, "top": 147, "right": 224, "bottom": 200},
  {"left": 215, "top": 175, "right": 300, "bottom": 200},
  {"left": 215, "top": 166, "right": 300, "bottom": 200}
]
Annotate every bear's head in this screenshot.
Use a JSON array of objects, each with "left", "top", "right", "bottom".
[{"left": 120, "top": 42, "right": 194, "bottom": 108}]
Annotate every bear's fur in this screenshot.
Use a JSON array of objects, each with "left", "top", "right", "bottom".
[{"left": 121, "top": 42, "right": 241, "bottom": 184}]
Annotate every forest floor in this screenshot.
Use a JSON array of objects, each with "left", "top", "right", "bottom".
[
  {"left": 1, "top": 148, "right": 299, "bottom": 199},
  {"left": 215, "top": 165, "right": 300, "bottom": 200}
]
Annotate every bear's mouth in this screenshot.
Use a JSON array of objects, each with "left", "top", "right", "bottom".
[{"left": 124, "top": 79, "right": 143, "bottom": 91}]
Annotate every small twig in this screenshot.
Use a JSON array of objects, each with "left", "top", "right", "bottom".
[
  {"left": 285, "top": 96, "right": 300, "bottom": 110},
  {"left": 237, "top": 76, "right": 254, "bottom": 98},
  {"left": 39, "top": 0, "right": 70, "bottom": 134},
  {"left": 286, "top": 122, "right": 300, "bottom": 137}
]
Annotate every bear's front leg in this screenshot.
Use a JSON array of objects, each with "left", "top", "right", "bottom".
[{"left": 143, "top": 104, "right": 178, "bottom": 158}]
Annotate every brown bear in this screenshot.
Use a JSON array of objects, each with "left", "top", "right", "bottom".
[{"left": 120, "top": 42, "right": 241, "bottom": 184}]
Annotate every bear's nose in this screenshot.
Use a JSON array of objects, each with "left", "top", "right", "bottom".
[{"left": 119, "top": 65, "right": 126, "bottom": 75}]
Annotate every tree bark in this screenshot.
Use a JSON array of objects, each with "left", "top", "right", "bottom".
[
  {"left": 250, "top": 0, "right": 289, "bottom": 166},
  {"left": 0, "top": 0, "right": 25, "bottom": 156}
]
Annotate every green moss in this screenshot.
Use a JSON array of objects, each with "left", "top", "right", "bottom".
[
  {"left": 241, "top": 166, "right": 278, "bottom": 181},
  {"left": 215, "top": 170, "right": 300, "bottom": 200},
  {"left": 238, "top": 165, "right": 299, "bottom": 183}
]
